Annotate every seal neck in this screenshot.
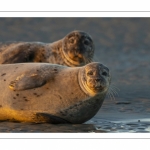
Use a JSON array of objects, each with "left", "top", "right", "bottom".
[
  {"left": 49, "top": 40, "right": 62, "bottom": 50},
  {"left": 78, "top": 68, "right": 98, "bottom": 97}
]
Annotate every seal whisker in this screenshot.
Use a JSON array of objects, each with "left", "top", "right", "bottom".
[
  {"left": 111, "top": 86, "right": 119, "bottom": 96},
  {"left": 107, "top": 92, "right": 111, "bottom": 100},
  {"left": 109, "top": 86, "right": 119, "bottom": 96},
  {"left": 84, "top": 57, "right": 92, "bottom": 64},
  {"left": 112, "top": 89, "right": 119, "bottom": 96},
  {"left": 111, "top": 87, "right": 119, "bottom": 93},
  {"left": 111, "top": 86, "right": 120, "bottom": 92},
  {"left": 107, "top": 92, "right": 114, "bottom": 101},
  {"left": 109, "top": 84, "right": 120, "bottom": 95},
  {"left": 89, "top": 57, "right": 93, "bottom": 62},
  {"left": 107, "top": 88, "right": 116, "bottom": 101},
  {"left": 111, "top": 84, "right": 120, "bottom": 91},
  {"left": 109, "top": 91, "right": 115, "bottom": 101},
  {"left": 87, "top": 58, "right": 92, "bottom": 63},
  {"left": 88, "top": 57, "right": 93, "bottom": 63}
]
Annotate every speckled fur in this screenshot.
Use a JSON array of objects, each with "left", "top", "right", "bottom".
[
  {"left": 0, "top": 62, "right": 110, "bottom": 124},
  {"left": 0, "top": 31, "right": 94, "bottom": 67}
]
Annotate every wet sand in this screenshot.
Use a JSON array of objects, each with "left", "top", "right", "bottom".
[{"left": 0, "top": 18, "right": 150, "bottom": 132}]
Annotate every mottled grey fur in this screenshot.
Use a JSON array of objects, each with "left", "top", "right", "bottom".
[
  {"left": 0, "top": 62, "right": 110, "bottom": 124},
  {"left": 0, "top": 31, "right": 94, "bottom": 67}
]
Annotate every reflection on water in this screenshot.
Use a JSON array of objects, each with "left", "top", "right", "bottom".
[{"left": 88, "top": 118, "right": 150, "bottom": 133}]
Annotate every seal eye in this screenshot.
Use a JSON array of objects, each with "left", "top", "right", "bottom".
[
  {"left": 102, "top": 71, "right": 108, "bottom": 76},
  {"left": 84, "top": 39, "right": 89, "bottom": 45},
  {"left": 87, "top": 71, "right": 93, "bottom": 76}
]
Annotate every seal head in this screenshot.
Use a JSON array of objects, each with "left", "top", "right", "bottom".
[
  {"left": 62, "top": 31, "right": 94, "bottom": 66},
  {"left": 79, "top": 62, "right": 111, "bottom": 96}
]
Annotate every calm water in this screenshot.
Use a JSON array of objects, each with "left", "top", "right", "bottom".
[{"left": 0, "top": 18, "right": 150, "bottom": 133}]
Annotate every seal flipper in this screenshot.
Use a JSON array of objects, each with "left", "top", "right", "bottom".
[
  {"left": 9, "top": 73, "right": 47, "bottom": 91},
  {"left": 35, "top": 113, "right": 70, "bottom": 124}
]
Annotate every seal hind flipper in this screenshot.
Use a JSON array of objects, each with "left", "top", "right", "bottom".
[
  {"left": 9, "top": 73, "right": 47, "bottom": 91},
  {"left": 35, "top": 113, "right": 70, "bottom": 124}
]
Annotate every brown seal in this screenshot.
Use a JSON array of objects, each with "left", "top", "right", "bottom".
[
  {"left": 0, "top": 30, "right": 94, "bottom": 67},
  {"left": 0, "top": 62, "right": 111, "bottom": 124}
]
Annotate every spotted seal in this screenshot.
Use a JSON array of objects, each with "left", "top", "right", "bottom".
[
  {"left": 0, "top": 30, "right": 94, "bottom": 67},
  {"left": 0, "top": 62, "right": 111, "bottom": 124}
]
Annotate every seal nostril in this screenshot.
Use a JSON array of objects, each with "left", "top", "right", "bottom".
[{"left": 95, "top": 79, "right": 100, "bottom": 82}]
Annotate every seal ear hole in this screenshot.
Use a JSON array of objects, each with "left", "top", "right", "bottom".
[{"left": 102, "top": 71, "right": 108, "bottom": 76}]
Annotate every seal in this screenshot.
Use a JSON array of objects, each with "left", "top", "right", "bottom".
[
  {"left": 0, "top": 30, "right": 94, "bottom": 67},
  {"left": 0, "top": 62, "right": 111, "bottom": 124}
]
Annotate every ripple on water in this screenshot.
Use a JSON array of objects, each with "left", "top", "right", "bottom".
[{"left": 94, "top": 119, "right": 150, "bottom": 133}]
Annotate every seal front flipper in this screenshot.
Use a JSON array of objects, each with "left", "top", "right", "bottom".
[{"left": 9, "top": 73, "right": 47, "bottom": 91}]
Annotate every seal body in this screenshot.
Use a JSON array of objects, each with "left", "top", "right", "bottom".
[
  {"left": 0, "top": 30, "right": 94, "bottom": 67},
  {"left": 0, "top": 62, "right": 110, "bottom": 124}
]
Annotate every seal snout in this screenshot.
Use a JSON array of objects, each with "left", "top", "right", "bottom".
[
  {"left": 62, "top": 31, "right": 94, "bottom": 67},
  {"left": 95, "top": 80, "right": 101, "bottom": 87},
  {"left": 95, "top": 78, "right": 101, "bottom": 82},
  {"left": 94, "top": 81, "right": 105, "bottom": 91},
  {"left": 94, "top": 78, "right": 102, "bottom": 87},
  {"left": 90, "top": 77, "right": 104, "bottom": 90}
]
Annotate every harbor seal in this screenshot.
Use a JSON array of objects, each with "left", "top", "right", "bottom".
[
  {"left": 0, "top": 30, "right": 94, "bottom": 67},
  {"left": 0, "top": 62, "right": 111, "bottom": 124}
]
